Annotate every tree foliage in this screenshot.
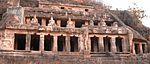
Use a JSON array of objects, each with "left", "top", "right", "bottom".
[{"left": 128, "top": 4, "right": 146, "bottom": 20}]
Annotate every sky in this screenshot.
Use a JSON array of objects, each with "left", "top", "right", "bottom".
[{"left": 98, "top": 0, "right": 150, "bottom": 27}]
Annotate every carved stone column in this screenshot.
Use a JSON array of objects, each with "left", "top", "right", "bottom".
[
  {"left": 53, "top": 35, "right": 58, "bottom": 52},
  {"left": 84, "top": 28, "right": 89, "bottom": 51},
  {"left": 89, "top": 20, "right": 94, "bottom": 26},
  {"left": 98, "top": 22, "right": 101, "bottom": 26},
  {"left": 88, "top": 37, "right": 91, "bottom": 52},
  {"left": 79, "top": 35, "right": 84, "bottom": 52},
  {"left": 128, "top": 30, "right": 135, "bottom": 54},
  {"left": 26, "top": 34, "right": 31, "bottom": 51},
  {"left": 145, "top": 44, "right": 148, "bottom": 53},
  {"left": 40, "top": 35, "right": 44, "bottom": 51},
  {"left": 66, "top": 35, "right": 70, "bottom": 52},
  {"left": 139, "top": 43, "right": 143, "bottom": 54},
  {"left": 83, "top": 28, "right": 90, "bottom": 58},
  {"left": 132, "top": 43, "right": 136, "bottom": 54},
  {"left": 42, "top": 18, "right": 46, "bottom": 26},
  {"left": 111, "top": 37, "right": 117, "bottom": 52},
  {"left": 99, "top": 36, "right": 104, "bottom": 52},
  {"left": 122, "top": 37, "right": 128, "bottom": 52}
]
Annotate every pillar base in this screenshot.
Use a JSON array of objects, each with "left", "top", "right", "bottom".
[{"left": 83, "top": 51, "right": 90, "bottom": 58}]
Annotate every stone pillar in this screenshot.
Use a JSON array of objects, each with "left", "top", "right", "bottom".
[
  {"left": 83, "top": 29, "right": 90, "bottom": 58},
  {"left": 139, "top": 43, "right": 143, "bottom": 54},
  {"left": 57, "top": 20, "right": 61, "bottom": 27},
  {"left": 53, "top": 35, "right": 58, "bottom": 52},
  {"left": 66, "top": 36, "right": 70, "bottom": 52},
  {"left": 79, "top": 35, "right": 84, "bottom": 52},
  {"left": 84, "top": 29, "right": 89, "bottom": 51},
  {"left": 122, "top": 37, "right": 127, "bottom": 52},
  {"left": 40, "top": 35, "right": 44, "bottom": 51},
  {"left": 99, "top": 36, "right": 104, "bottom": 52},
  {"left": 72, "top": 21, "right": 75, "bottom": 27},
  {"left": 145, "top": 44, "right": 148, "bottom": 53},
  {"left": 88, "top": 37, "right": 91, "bottom": 52},
  {"left": 128, "top": 30, "right": 135, "bottom": 54},
  {"left": 42, "top": 18, "right": 46, "bottom": 26},
  {"left": 132, "top": 43, "right": 136, "bottom": 54},
  {"left": 111, "top": 37, "right": 117, "bottom": 52},
  {"left": 98, "top": 22, "right": 101, "bottom": 26},
  {"left": 26, "top": 34, "right": 31, "bottom": 51}
]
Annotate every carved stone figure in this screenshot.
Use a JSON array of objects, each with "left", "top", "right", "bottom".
[
  {"left": 106, "top": 28, "right": 111, "bottom": 33},
  {"left": 89, "top": 20, "right": 94, "bottom": 26},
  {"left": 101, "top": 21, "right": 106, "bottom": 27},
  {"left": 113, "top": 22, "right": 118, "bottom": 27},
  {"left": 30, "top": 15, "right": 39, "bottom": 26},
  {"left": 48, "top": 17, "right": 56, "bottom": 26},
  {"left": 31, "top": 15, "right": 38, "bottom": 24},
  {"left": 118, "top": 28, "right": 122, "bottom": 33},
  {"left": 67, "top": 18, "right": 74, "bottom": 28}
]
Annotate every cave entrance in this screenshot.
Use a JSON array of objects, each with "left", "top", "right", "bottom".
[
  {"left": 104, "top": 36, "right": 111, "bottom": 52},
  {"left": 44, "top": 34, "right": 53, "bottom": 51},
  {"left": 46, "top": 18, "right": 49, "bottom": 26},
  {"left": 91, "top": 36, "right": 99, "bottom": 52},
  {"left": 94, "top": 21, "right": 99, "bottom": 26},
  {"left": 14, "top": 34, "right": 26, "bottom": 50},
  {"left": 30, "top": 34, "right": 40, "bottom": 51},
  {"left": 70, "top": 36, "right": 79, "bottom": 52},
  {"left": 105, "top": 21, "right": 113, "bottom": 26},
  {"left": 37, "top": 17, "right": 42, "bottom": 25},
  {"left": 61, "top": 19, "right": 67, "bottom": 27},
  {"left": 135, "top": 44, "right": 140, "bottom": 54},
  {"left": 75, "top": 20, "right": 85, "bottom": 28},
  {"left": 115, "top": 37, "right": 123, "bottom": 52},
  {"left": 142, "top": 44, "right": 145, "bottom": 53},
  {"left": 58, "top": 35, "right": 66, "bottom": 51}
]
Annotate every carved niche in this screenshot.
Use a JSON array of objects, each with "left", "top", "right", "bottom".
[
  {"left": 67, "top": 18, "right": 74, "bottom": 28},
  {"left": 100, "top": 21, "right": 106, "bottom": 27},
  {"left": 89, "top": 20, "right": 94, "bottom": 26},
  {"left": 30, "top": 15, "right": 39, "bottom": 26},
  {"left": 48, "top": 17, "right": 56, "bottom": 26},
  {"left": 113, "top": 22, "right": 118, "bottom": 27}
]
